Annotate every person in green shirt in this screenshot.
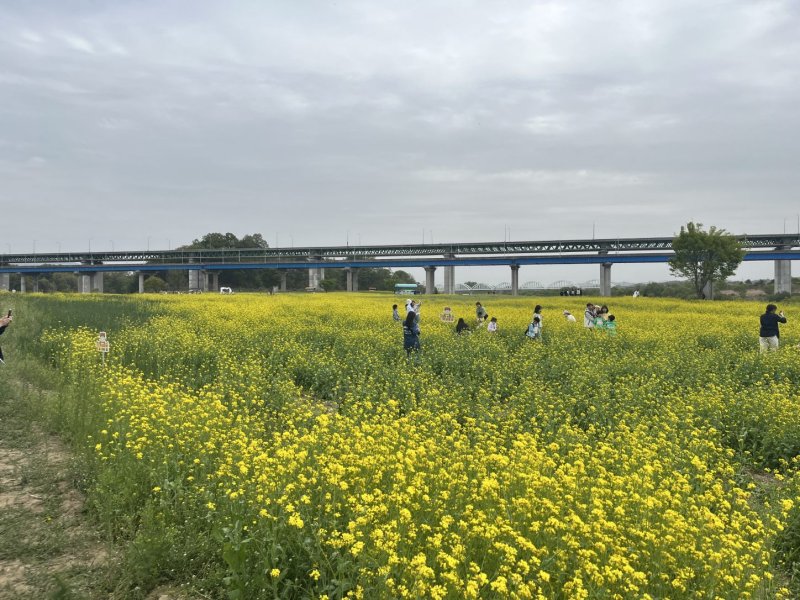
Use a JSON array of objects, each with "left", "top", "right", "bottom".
[{"left": 605, "top": 314, "right": 617, "bottom": 335}]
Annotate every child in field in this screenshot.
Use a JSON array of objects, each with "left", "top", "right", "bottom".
[
  {"left": 455, "top": 318, "right": 469, "bottom": 334},
  {"left": 487, "top": 317, "right": 498, "bottom": 333},
  {"left": 605, "top": 314, "right": 617, "bottom": 335},
  {"left": 392, "top": 304, "right": 401, "bottom": 322},
  {"left": 526, "top": 316, "right": 541, "bottom": 341},
  {"left": 563, "top": 310, "right": 577, "bottom": 323}
]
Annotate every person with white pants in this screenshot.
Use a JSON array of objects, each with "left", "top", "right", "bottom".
[{"left": 759, "top": 304, "right": 787, "bottom": 353}]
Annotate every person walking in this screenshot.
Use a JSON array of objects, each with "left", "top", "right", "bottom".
[
  {"left": 759, "top": 304, "right": 787, "bottom": 353},
  {"left": 403, "top": 310, "right": 421, "bottom": 356}
]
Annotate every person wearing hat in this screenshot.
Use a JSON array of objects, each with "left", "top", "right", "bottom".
[{"left": 563, "top": 310, "right": 577, "bottom": 323}]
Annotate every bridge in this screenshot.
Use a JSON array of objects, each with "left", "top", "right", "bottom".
[{"left": 1, "top": 233, "right": 797, "bottom": 296}]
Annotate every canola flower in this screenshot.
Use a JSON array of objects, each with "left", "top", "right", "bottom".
[{"left": 26, "top": 293, "right": 800, "bottom": 598}]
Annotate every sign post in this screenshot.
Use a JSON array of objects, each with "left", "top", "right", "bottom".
[{"left": 96, "top": 331, "right": 110, "bottom": 365}]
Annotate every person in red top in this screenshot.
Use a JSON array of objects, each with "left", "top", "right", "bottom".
[{"left": 759, "top": 304, "right": 787, "bottom": 353}]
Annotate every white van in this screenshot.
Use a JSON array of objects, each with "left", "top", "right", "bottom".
[{"left": 219, "top": 287, "right": 233, "bottom": 294}]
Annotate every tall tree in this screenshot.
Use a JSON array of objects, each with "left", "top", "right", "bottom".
[{"left": 668, "top": 222, "right": 744, "bottom": 299}]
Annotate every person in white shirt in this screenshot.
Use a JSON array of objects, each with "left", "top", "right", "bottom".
[
  {"left": 532, "top": 305, "right": 543, "bottom": 329},
  {"left": 563, "top": 310, "right": 577, "bottom": 323},
  {"left": 487, "top": 317, "right": 498, "bottom": 333},
  {"left": 584, "top": 303, "right": 596, "bottom": 328}
]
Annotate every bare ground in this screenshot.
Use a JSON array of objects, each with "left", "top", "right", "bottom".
[{"left": 0, "top": 422, "right": 116, "bottom": 599}]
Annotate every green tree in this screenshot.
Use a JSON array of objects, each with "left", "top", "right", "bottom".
[
  {"left": 668, "top": 222, "right": 744, "bottom": 299},
  {"left": 319, "top": 278, "right": 341, "bottom": 292},
  {"left": 143, "top": 276, "right": 167, "bottom": 293}
]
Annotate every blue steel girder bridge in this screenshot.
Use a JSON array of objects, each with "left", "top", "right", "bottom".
[{"left": 0, "top": 233, "right": 797, "bottom": 296}]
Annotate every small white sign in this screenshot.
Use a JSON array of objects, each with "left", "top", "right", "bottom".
[{"left": 96, "top": 331, "right": 110, "bottom": 354}]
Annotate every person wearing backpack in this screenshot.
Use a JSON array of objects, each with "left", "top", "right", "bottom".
[{"left": 525, "top": 316, "right": 541, "bottom": 341}]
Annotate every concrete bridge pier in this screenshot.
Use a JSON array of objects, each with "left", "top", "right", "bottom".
[
  {"left": 775, "top": 260, "right": 792, "bottom": 295},
  {"left": 599, "top": 263, "right": 612, "bottom": 297},
  {"left": 308, "top": 268, "right": 322, "bottom": 290},
  {"left": 209, "top": 272, "right": 219, "bottom": 292},
  {"left": 280, "top": 271, "right": 287, "bottom": 292},
  {"left": 308, "top": 257, "right": 324, "bottom": 289},
  {"left": 78, "top": 274, "right": 92, "bottom": 294},
  {"left": 188, "top": 269, "right": 201, "bottom": 291},
  {"left": 138, "top": 272, "right": 145, "bottom": 293},
  {"left": 0, "top": 274, "right": 9, "bottom": 292},
  {"left": 198, "top": 270, "right": 210, "bottom": 292},
  {"left": 443, "top": 253, "right": 455, "bottom": 294},
  {"left": 345, "top": 267, "right": 359, "bottom": 292},
  {"left": 19, "top": 275, "right": 26, "bottom": 293},
  {"left": 424, "top": 266, "right": 436, "bottom": 294},
  {"left": 92, "top": 272, "right": 104, "bottom": 293},
  {"left": 510, "top": 265, "right": 520, "bottom": 296}
]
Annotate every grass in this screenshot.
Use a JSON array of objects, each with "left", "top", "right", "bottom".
[{"left": 0, "top": 359, "right": 119, "bottom": 599}]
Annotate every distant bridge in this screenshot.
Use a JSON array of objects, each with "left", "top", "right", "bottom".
[
  {"left": 0, "top": 233, "right": 797, "bottom": 296},
  {"left": 456, "top": 280, "right": 601, "bottom": 293}
]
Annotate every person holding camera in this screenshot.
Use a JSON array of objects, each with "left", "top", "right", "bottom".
[
  {"left": 759, "top": 304, "right": 787, "bottom": 353},
  {"left": 0, "top": 310, "right": 12, "bottom": 364}
]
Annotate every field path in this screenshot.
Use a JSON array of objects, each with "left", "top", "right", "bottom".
[{"left": 0, "top": 378, "right": 118, "bottom": 599}]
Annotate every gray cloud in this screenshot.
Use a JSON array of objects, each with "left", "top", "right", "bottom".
[{"left": 0, "top": 0, "right": 798, "bottom": 283}]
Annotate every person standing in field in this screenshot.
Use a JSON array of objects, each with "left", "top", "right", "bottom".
[
  {"left": 605, "top": 314, "right": 617, "bottom": 335},
  {"left": 392, "top": 304, "right": 401, "bottom": 322},
  {"left": 532, "top": 305, "right": 543, "bottom": 329},
  {"left": 593, "top": 305, "right": 609, "bottom": 330},
  {"left": 584, "top": 303, "right": 596, "bottom": 328},
  {"left": 475, "top": 302, "right": 487, "bottom": 323},
  {"left": 0, "top": 311, "right": 12, "bottom": 364},
  {"left": 759, "top": 304, "right": 787, "bottom": 353},
  {"left": 403, "top": 310, "right": 421, "bottom": 356}
]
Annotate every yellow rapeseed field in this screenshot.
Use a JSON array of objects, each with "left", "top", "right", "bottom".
[{"left": 27, "top": 293, "right": 800, "bottom": 598}]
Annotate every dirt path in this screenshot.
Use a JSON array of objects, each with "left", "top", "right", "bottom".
[{"left": 0, "top": 386, "right": 116, "bottom": 599}]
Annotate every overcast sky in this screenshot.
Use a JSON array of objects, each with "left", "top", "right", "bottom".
[{"left": 1, "top": 0, "right": 798, "bottom": 285}]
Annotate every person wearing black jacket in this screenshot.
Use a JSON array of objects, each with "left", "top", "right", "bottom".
[
  {"left": 759, "top": 304, "right": 787, "bottom": 353},
  {"left": 403, "top": 310, "right": 421, "bottom": 356}
]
